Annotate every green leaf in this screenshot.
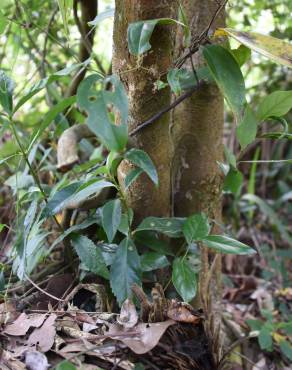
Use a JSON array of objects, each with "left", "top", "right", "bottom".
[
  {"left": 56, "top": 360, "right": 77, "bottom": 370},
  {"left": 57, "top": 0, "right": 72, "bottom": 39},
  {"left": 258, "top": 327, "right": 273, "bottom": 351},
  {"left": 246, "top": 319, "right": 263, "bottom": 332},
  {"left": 202, "top": 235, "right": 256, "bottom": 255},
  {"left": 223, "top": 168, "right": 243, "bottom": 194},
  {"left": 134, "top": 231, "right": 174, "bottom": 256},
  {"left": 128, "top": 18, "right": 186, "bottom": 56},
  {"left": 280, "top": 340, "right": 292, "bottom": 361},
  {"left": 125, "top": 168, "right": 144, "bottom": 190},
  {"left": 224, "top": 145, "right": 237, "bottom": 169},
  {"left": 218, "top": 28, "right": 292, "bottom": 69},
  {"left": 101, "top": 199, "right": 122, "bottom": 243},
  {"left": 236, "top": 105, "right": 258, "bottom": 149},
  {"left": 141, "top": 252, "right": 169, "bottom": 272},
  {"left": 124, "top": 149, "right": 158, "bottom": 186},
  {"left": 77, "top": 74, "right": 128, "bottom": 152},
  {"left": 172, "top": 257, "right": 197, "bottom": 302},
  {"left": 88, "top": 8, "right": 115, "bottom": 26},
  {"left": 230, "top": 45, "right": 251, "bottom": 66},
  {"left": 71, "top": 235, "right": 109, "bottom": 279},
  {"left": 0, "top": 70, "right": 14, "bottom": 115},
  {"left": 183, "top": 213, "right": 210, "bottom": 244},
  {"left": 203, "top": 44, "right": 246, "bottom": 120},
  {"left": 0, "top": 224, "right": 6, "bottom": 233},
  {"left": 135, "top": 217, "right": 185, "bottom": 238},
  {"left": 257, "top": 91, "right": 292, "bottom": 121},
  {"left": 0, "top": 11, "right": 8, "bottom": 34},
  {"left": 110, "top": 238, "right": 141, "bottom": 305}
]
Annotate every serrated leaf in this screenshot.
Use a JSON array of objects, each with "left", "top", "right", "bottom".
[
  {"left": 0, "top": 70, "right": 14, "bottom": 115},
  {"left": 258, "top": 327, "right": 273, "bottom": 351},
  {"left": 128, "top": 18, "right": 186, "bottom": 56},
  {"left": 280, "top": 340, "right": 292, "bottom": 361},
  {"left": 77, "top": 74, "right": 128, "bottom": 152},
  {"left": 125, "top": 168, "right": 143, "bottom": 190},
  {"left": 257, "top": 91, "right": 292, "bottom": 121},
  {"left": 223, "top": 167, "right": 243, "bottom": 194},
  {"left": 202, "top": 235, "right": 256, "bottom": 255},
  {"left": 110, "top": 238, "right": 141, "bottom": 305},
  {"left": 203, "top": 44, "right": 246, "bottom": 120},
  {"left": 71, "top": 235, "right": 109, "bottom": 279},
  {"left": 135, "top": 217, "right": 185, "bottom": 238},
  {"left": 141, "top": 252, "right": 169, "bottom": 272},
  {"left": 183, "top": 213, "right": 210, "bottom": 244},
  {"left": 125, "top": 149, "right": 158, "bottom": 186},
  {"left": 101, "top": 199, "right": 122, "bottom": 242},
  {"left": 236, "top": 105, "right": 258, "bottom": 149},
  {"left": 172, "top": 257, "right": 197, "bottom": 302},
  {"left": 218, "top": 28, "right": 292, "bottom": 69}
]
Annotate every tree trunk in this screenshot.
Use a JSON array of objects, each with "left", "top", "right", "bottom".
[
  {"left": 112, "top": 0, "right": 178, "bottom": 223},
  {"left": 172, "top": 0, "right": 225, "bottom": 328}
]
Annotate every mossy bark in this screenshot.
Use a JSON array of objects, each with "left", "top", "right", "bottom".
[
  {"left": 172, "top": 1, "right": 225, "bottom": 327},
  {"left": 113, "top": 0, "right": 178, "bottom": 223}
]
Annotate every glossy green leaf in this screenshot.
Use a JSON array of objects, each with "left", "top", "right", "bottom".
[
  {"left": 202, "top": 235, "right": 256, "bottom": 255},
  {"left": 257, "top": 91, "right": 292, "bottom": 121},
  {"left": 128, "top": 18, "right": 185, "bottom": 56},
  {"left": 135, "top": 217, "right": 185, "bottom": 238},
  {"left": 101, "top": 199, "right": 122, "bottom": 242},
  {"left": 77, "top": 74, "right": 128, "bottom": 152},
  {"left": 236, "top": 105, "right": 258, "bottom": 149},
  {"left": 110, "top": 238, "right": 141, "bottom": 305},
  {"left": 56, "top": 360, "right": 77, "bottom": 370},
  {"left": 125, "top": 168, "right": 143, "bottom": 190},
  {"left": 223, "top": 168, "right": 243, "bottom": 194},
  {"left": 88, "top": 8, "right": 115, "bottom": 26},
  {"left": 141, "top": 252, "right": 169, "bottom": 272},
  {"left": 217, "top": 28, "right": 292, "bottom": 69},
  {"left": 167, "top": 67, "right": 212, "bottom": 95},
  {"left": 172, "top": 257, "right": 197, "bottom": 302},
  {"left": 125, "top": 148, "right": 158, "bottom": 186},
  {"left": 134, "top": 231, "right": 174, "bottom": 256},
  {"left": 71, "top": 235, "right": 109, "bottom": 279},
  {"left": 183, "top": 213, "right": 210, "bottom": 244},
  {"left": 203, "top": 44, "right": 246, "bottom": 120},
  {"left": 0, "top": 70, "right": 14, "bottom": 115},
  {"left": 230, "top": 45, "right": 251, "bottom": 66}
]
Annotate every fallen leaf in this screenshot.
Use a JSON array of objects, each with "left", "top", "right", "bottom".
[
  {"left": 108, "top": 320, "right": 175, "bottom": 354},
  {"left": 4, "top": 313, "right": 47, "bottom": 336},
  {"left": 0, "top": 301, "right": 18, "bottom": 325},
  {"left": 25, "top": 350, "right": 49, "bottom": 370},
  {"left": 27, "top": 314, "right": 57, "bottom": 352},
  {"left": 117, "top": 299, "right": 138, "bottom": 328},
  {"left": 0, "top": 349, "right": 26, "bottom": 370},
  {"left": 167, "top": 301, "right": 202, "bottom": 324}
]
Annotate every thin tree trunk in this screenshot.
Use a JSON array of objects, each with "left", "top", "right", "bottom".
[
  {"left": 113, "top": 0, "right": 178, "bottom": 224},
  {"left": 172, "top": 0, "right": 225, "bottom": 332}
]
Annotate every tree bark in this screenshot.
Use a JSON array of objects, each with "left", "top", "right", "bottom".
[
  {"left": 112, "top": 0, "right": 178, "bottom": 224},
  {"left": 172, "top": 0, "right": 225, "bottom": 328}
]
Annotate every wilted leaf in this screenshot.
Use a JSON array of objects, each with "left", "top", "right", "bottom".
[
  {"left": 71, "top": 235, "right": 109, "bottom": 279},
  {"left": 203, "top": 44, "right": 246, "bottom": 120},
  {"left": 135, "top": 217, "right": 185, "bottom": 238},
  {"left": 217, "top": 28, "right": 292, "bottom": 69},
  {"left": 101, "top": 199, "right": 122, "bottom": 242},
  {"left": 125, "top": 149, "right": 158, "bottom": 186},
  {"left": 77, "top": 74, "right": 128, "bottom": 152},
  {"left": 182, "top": 213, "right": 210, "bottom": 244},
  {"left": 172, "top": 258, "right": 197, "bottom": 302},
  {"left": 110, "top": 238, "right": 141, "bottom": 305},
  {"left": 202, "top": 235, "right": 256, "bottom": 255},
  {"left": 117, "top": 299, "right": 138, "bottom": 328},
  {"left": 128, "top": 18, "right": 185, "bottom": 55}
]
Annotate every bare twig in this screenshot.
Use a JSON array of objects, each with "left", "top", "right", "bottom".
[{"left": 25, "top": 274, "right": 65, "bottom": 302}]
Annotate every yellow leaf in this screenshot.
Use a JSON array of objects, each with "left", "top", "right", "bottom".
[
  {"left": 272, "top": 332, "right": 285, "bottom": 344},
  {"left": 213, "top": 29, "right": 228, "bottom": 37},
  {"left": 217, "top": 28, "right": 292, "bottom": 69}
]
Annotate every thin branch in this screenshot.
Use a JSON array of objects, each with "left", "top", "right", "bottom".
[
  {"left": 25, "top": 274, "right": 65, "bottom": 302},
  {"left": 129, "top": 82, "right": 205, "bottom": 136}
]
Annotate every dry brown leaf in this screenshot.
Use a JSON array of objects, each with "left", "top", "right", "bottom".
[
  {"left": 0, "top": 349, "right": 26, "bottom": 370},
  {"left": 108, "top": 320, "right": 175, "bottom": 354},
  {"left": 167, "top": 304, "right": 201, "bottom": 324},
  {"left": 0, "top": 301, "right": 18, "bottom": 325},
  {"left": 117, "top": 299, "right": 138, "bottom": 329},
  {"left": 4, "top": 313, "right": 47, "bottom": 336},
  {"left": 27, "top": 314, "right": 57, "bottom": 352},
  {"left": 24, "top": 351, "right": 49, "bottom": 370}
]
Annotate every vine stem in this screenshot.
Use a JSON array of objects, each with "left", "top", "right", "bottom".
[{"left": 9, "top": 119, "right": 63, "bottom": 231}]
